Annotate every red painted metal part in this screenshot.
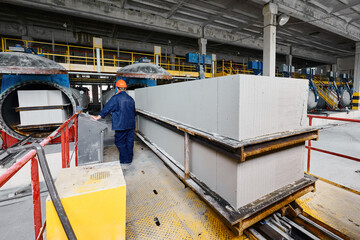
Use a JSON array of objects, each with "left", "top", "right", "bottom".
[
  {"left": 306, "top": 114, "right": 360, "bottom": 174},
  {"left": 74, "top": 115, "right": 78, "bottom": 167},
  {"left": 65, "top": 125, "right": 69, "bottom": 167},
  {"left": 0, "top": 113, "right": 78, "bottom": 187},
  {"left": 307, "top": 114, "right": 360, "bottom": 123},
  {"left": 0, "top": 113, "right": 79, "bottom": 239},
  {"left": 31, "top": 157, "right": 43, "bottom": 240},
  {"left": 61, "top": 128, "right": 66, "bottom": 168},
  {"left": 306, "top": 146, "right": 360, "bottom": 163},
  {"left": 1, "top": 132, "right": 20, "bottom": 149},
  {"left": 36, "top": 221, "right": 46, "bottom": 240},
  {"left": 0, "top": 127, "right": 75, "bottom": 150}
]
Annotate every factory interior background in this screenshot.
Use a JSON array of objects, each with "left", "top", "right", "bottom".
[{"left": 0, "top": 0, "right": 360, "bottom": 239}]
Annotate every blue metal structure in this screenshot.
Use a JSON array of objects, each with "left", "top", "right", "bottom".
[
  {"left": 248, "top": 61, "right": 263, "bottom": 75},
  {"left": 185, "top": 53, "right": 213, "bottom": 79},
  {"left": 1, "top": 74, "right": 69, "bottom": 93}
]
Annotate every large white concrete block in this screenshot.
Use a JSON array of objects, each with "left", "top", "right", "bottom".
[
  {"left": 136, "top": 75, "right": 308, "bottom": 140},
  {"left": 18, "top": 90, "right": 65, "bottom": 107},
  {"left": 19, "top": 109, "right": 66, "bottom": 126},
  {"left": 17, "top": 90, "right": 67, "bottom": 126},
  {"left": 136, "top": 75, "right": 309, "bottom": 209}
]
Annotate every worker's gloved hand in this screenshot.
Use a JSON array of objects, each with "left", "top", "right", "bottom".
[{"left": 91, "top": 115, "right": 102, "bottom": 121}]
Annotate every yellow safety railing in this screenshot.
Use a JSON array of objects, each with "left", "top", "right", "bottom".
[
  {"left": 2, "top": 35, "right": 350, "bottom": 89},
  {"left": 0, "top": 36, "right": 252, "bottom": 77},
  {"left": 216, "top": 59, "right": 254, "bottom": 76}
]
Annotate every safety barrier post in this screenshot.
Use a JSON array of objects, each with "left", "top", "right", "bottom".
[
  {"left": 74, "top": 115, "right": 78, "bottom": 167},
  {"left": 31, "top": 157, "right": 43, "bottom": 240},
  {"left": 61, "top": 128, "right": 66, "bottom": 168},
  {"left": 65, "top": 125, "right": 69, "bottom": 167},
  {"left": 67, "top": 46, "right": 70, "bottom": 64},
  {"left": 1, "top": 37, "right": 4, "bottom": 52},
  {"left": 93, "top": 47, "right": 95, "bottom": 70},
  {"left": 307, "top": 116, "right": 313, "bottom": 172},
  {"left": 101, "top": 48, "right": 104, "bottom": 71}
]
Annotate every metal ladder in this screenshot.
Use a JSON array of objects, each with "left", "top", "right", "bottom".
[{"left": 313, "top": 80, "right": 338, "bottom": 109}]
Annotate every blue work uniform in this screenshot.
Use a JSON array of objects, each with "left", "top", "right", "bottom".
[{"left": 99, "top": 91, "right": 136, "bottom": 164}]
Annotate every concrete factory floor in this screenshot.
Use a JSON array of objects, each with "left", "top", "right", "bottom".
[
  {"left": 104, "top": 141, "right": 249, "bottom": 239},
  {"left": 298, "top": 180, "right": 360, "bottom": 239},
  {"left": 309, "top": 122, "right": 360, "bottom": 191},
  {"left": 0, "top": 121, "right": 360, "bottom": 239}
]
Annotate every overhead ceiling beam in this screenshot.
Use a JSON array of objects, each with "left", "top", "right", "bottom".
[
  {"left": 201, "top": 0, "right": 238, "bottom": 26},
  {"left": 1, "top": 0, "right": 336, "bottom": 63},
  {"left": 167, "top": 0, "right": 187, "bottom": 19},
  {"left": 331, "top": 1, "right": 360, "bottom": 13},
  {"left": 122, "top": 0, "right": 127, "bottom": 9},
  {"left": 252, "top": 0, "right": 360, "bottom": 41}
]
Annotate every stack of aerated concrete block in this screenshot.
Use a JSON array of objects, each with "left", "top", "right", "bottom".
[
  {"left": 17, "top": 90, "right": 66, "bottom": 126},
  {"left": 135, "top": 75, "right": 309, "bottom": 209}
]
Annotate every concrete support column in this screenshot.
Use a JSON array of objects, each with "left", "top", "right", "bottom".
[
  {"left": 170, "top": 54, "right": 176, "bottom": 70},
  {"left": 198, "top": 38, "right": 207, "bottom": 55},
  {"left": 262, "top": 3, "right": 278, "bottom": 77},
  {"left": 51, "top": 32, "right": 55, "bottom": 61},
  {"left": 198, "top": 38, "right": 207, "bottom": 79},
  {"left": 212, "top": 54, "right": 216, "bottom": 77},
  {"left": 21, "top": 36, "right": 33, "bottom": 48},
  {"left": 353, "top": 42, "right": 360, "bottom": 110},
  {"left": 331, "top": 63, "right": 337, "bottom": 73},
  {"left": 285, "top": 55, "right": 292, "bottom": 66},
  {"left": 117, "top": 40, "right": 120, "bottom": 67},
  {"left": 154, "top": 46, "right": 161, "bottom": 66},
  {"left": 92, "top": 85, "right": 99, "bottom": 104},
  {"left": 286, "top": 46, "right": 292, "bottom": 66},
  {"left": 96, "top": 48, "right": 101, "bottom": 73},
  {"left": 354, "top": 42, "right": 360, "bottom": 92}
]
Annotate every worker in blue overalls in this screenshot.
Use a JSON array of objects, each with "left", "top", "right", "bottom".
[{"left": 91, "top": 79, "right": 136, "bottom": 164}]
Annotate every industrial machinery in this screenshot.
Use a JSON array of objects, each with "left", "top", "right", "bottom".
[
  {"left": 339, "top": 73, "right": 352, "bottom": 107},
  {"left": 303, "top": 69, "right": 353, "bottom": 111},
  {"left": 248, "top": 61, "right": 263, "bottom": 75},
  {"left": 0, "top": 51, "right": 84, "bottom": 146},
  {"left": 279, "top": 64, "right": 295, "bottom": 78},
  {"left": 102, "top": 60, "right": 172, "bottom": 105},
  {"left": 116, "top": 58, "right": 172, "bottom": 90},
  {"left": 185, "top": 53, "right": 213, "bottom": 79}
]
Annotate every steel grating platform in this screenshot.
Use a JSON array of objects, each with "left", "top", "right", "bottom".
[{"left": 103, "top": 141, "right": 249, "bottom": 239}]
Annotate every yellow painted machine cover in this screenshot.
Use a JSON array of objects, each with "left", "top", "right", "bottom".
[{"left": 46, "top": 162, "right": 126, "bottom": 240}]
